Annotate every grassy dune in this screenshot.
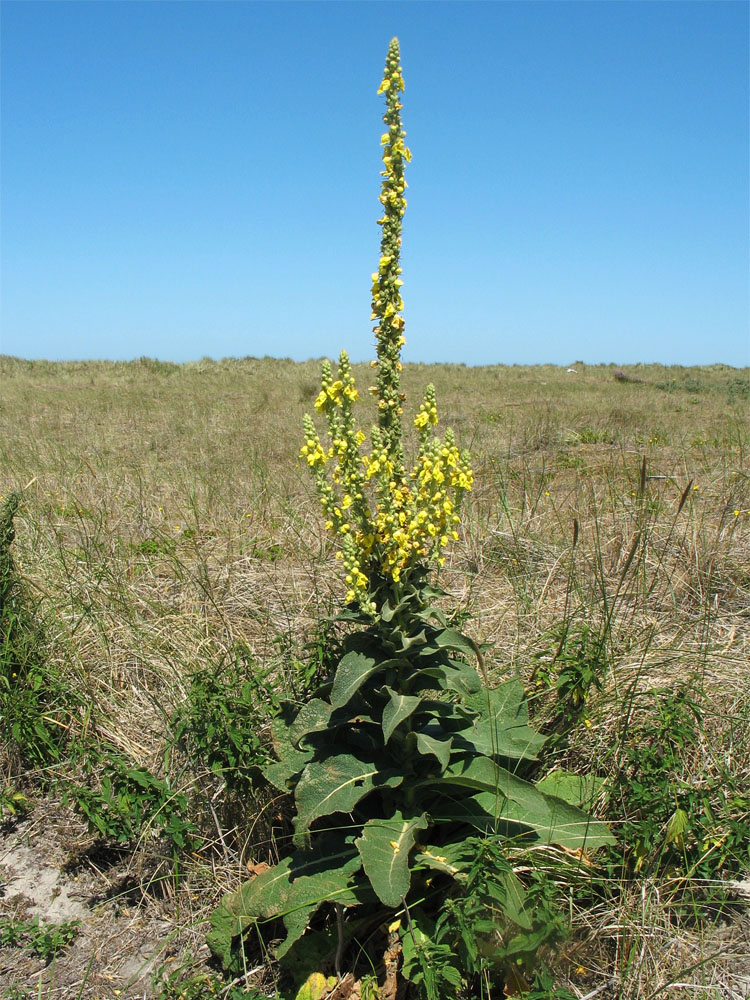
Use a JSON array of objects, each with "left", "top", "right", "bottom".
[{"left": 1, "top": 354, "right": 748, "bottom": 998}]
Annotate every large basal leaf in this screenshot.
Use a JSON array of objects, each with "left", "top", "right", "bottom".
[
  {"left": 381, "top": 687, "right": 422, "bottom": 743},
  {"left": 277, "top": 855, "right": 363, "bottom": 958},
  {"left": 503, "top": 791, "right": 615, "bottom": 851},
  {"left": 207, "top": 840, "right": 359, "bottom": 968},
  {"left": 457, "top": 681, "right": 546, "bottom": 762},
  {"left": 431, "top": 781, "right": 614, "bottom": 851},
  {"left": 289, "top": 699, "right": 334, "bottom": 748},
  {"left": 294, "top": 753, "right": 402, "bottom": 842},
  {"left": 355, "top": 811, "right": 429, "bottom": 906},
  {"left": 435, "top": 755, "right": 545, "bottom": 813}
]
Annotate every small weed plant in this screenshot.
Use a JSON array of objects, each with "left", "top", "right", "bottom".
[
  {"left": 67, "top": 747, "right": 196, "bottom": 849},
  {"left": 169, "top": 642, "right": 282, "bottom": 795},
  {"left": 609, "top": 685, "right": 750, "bottom": 891},
  {"left": 208, "top": 40, "right": 613, "bottom": 998},
  {"left": 0, "top": 914, "right": 80, "bottom": 962}
]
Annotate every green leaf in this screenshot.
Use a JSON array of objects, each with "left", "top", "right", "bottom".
[
  {"left": 207, "top": 840, "right": 361, "bottom": 968},
  {"left": 422, "top": 628, "right": 478, "bottom": 661},
  {"left": 416, "top": 732, "right": 452, "bottom": 771},
  {"left": 289, "top": 699, "right": 333, "bottom": 747},
  {"left": 458, "top": 681, "right": 546, "bottom": 761},
  {"left": 524, "top": 791, "right": 614, "bottom": 850},
  {"left": 536, "top": 770, "right": 605, "bottom": 808},
  {"left": 396, "top": 628, "right": 428, "bottom": 652},
  {"left": 330, "top": 651, "right": 403, "bottom": 709},
  {"left": 263, "top": 751, "right": 312, "bottom": 793},
  {"left": 428, "top": 756, "right": 613, "bottom": 849},
  {"left": 382, "top": 687, "right": 422, "bottom": 743},
  {"left": 277, "top": 856, "right": 363, "bottom": 958},
  {"left": 437, "top": 755, "right": 538, "bottom": 805},
  {"left": 294, "top": 753, "right": 402, "bottom": 842},
  {"left": 409, "top": 660, "right": 481, "bottom": 696},
  {"left": 355, "top": 811, "right": 429, "bottom": 906},
  {"left": 665, "top": 807, "right": 689, "bottom": 845}
]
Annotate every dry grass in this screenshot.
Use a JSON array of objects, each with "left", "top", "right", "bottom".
[{"left": 1, "top": 354, "right": 748, "bottom": 998}]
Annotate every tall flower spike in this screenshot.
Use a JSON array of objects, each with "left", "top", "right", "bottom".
[
  {"left": 300, "top": 39, "right": 472, "bottom": 613},
  {"left": 372, "top": 38, "right": 410, "bottom": 475}
]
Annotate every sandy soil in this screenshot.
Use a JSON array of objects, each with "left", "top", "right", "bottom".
[{"left": 0, "top": 799, "right": 203, "bottom": 999}]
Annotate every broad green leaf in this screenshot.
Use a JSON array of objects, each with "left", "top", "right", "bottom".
[
  {"left": 457, "top": 681, "right": 546, "bottom": 761},
  {"left": 294, "top": 753, "right": 402, "bottom": 841},
  {"left": 355, "top": 811, "right": 429, "bottom": 906},
  {"left": 536, "top": 770, "right": 605, "bottom": 808},
  {"left": 416, "top": 732, "right": 452, "bottom": 771},
  {"left": 289, "top": 699, "right": 333, "bottom": 747},
  {"left": 408, "top": 660, "right": 481, "bottom": 696},
  {"left": 429, "top": 781, "right": 614, "bottom": 851},
  {"left": 415, "top": 603, "right": 448, "bottom": 628},
  {"left": 207, "top": 840, "right": 360, "bottom": 968},
  {"left": 397, "top": 628, "right": 428, "bottom": 652},
  {"left": 435, "top": 756, "right": 543, "bottom": 811},
  {"left": 529, "top": 792, "right": 614, "bottom": 850},
  {"left": 263, "top": 750, "right": 312, "bottom": 793},
  {"left": 427, "top": 791, "right": 500, "bottom": 832},
  {"left": 330, "top": 651, "right": 403, "bottom": 709},
  {"left": 420, "top": 628, "right": 478, "bottom": 661},
  {"left": 382, "top": 687, "right": 422, "bottom": 743},
  {"left": 277, "top": 856, "right": 363, "bottom": 958}
]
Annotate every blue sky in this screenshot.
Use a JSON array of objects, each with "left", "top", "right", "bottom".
[{"left": 1, "top": 1, "right": 748, "bottom": 367}]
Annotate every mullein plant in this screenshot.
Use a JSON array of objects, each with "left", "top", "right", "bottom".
[{"left": 209, "top": 39, "right": 612, "bottom": 998}]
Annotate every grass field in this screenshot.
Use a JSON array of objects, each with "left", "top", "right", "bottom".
[{"left": 1, "top": 354, "right": 748, "bottom": 999}]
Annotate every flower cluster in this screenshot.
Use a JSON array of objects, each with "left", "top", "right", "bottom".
[
  {"left": 302, "top": 355, "right": 472, "bottom": 611},
  {"left": 300, "top": 39, "right": 473, "bottom": 614}
]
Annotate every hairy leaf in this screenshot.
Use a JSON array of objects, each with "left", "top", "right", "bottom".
[
  {"left": 289, "top": 699, "right": 334, "bottom": 748},
  {"left": 382, "top": 687, "right": 422, "bottom": 742},
  {"left": 263, "top": 749, "right": 313, "bottom": 793},
  {"left": 294, "top": 753, "right": 402, "bottom": 841},
  {"left": 536, "top": 770, "right": 605, "bottom": 808},
  {"left": 355, "top": 811, "right": 428, "bottom": 906},
  {"left": 457, "top": 680, "right": 546, "bottom": 761},
  {"left": 207, "top": 840, "right": 359, "bottom": 968},
  {"left": 408, "top": 660, "right": 481, "bottom": 696},
  {"left": 421, "top": 628, "right": 478, "bottom": 662},
  {"left": 416, "top": 732, "right": 452, "bottom": 771},
  {"left": 277, "top": 855, "right": 363, "bottom": 958},
  {"left": 330, "top": 650, "right": 387, "bottom": 709}
]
